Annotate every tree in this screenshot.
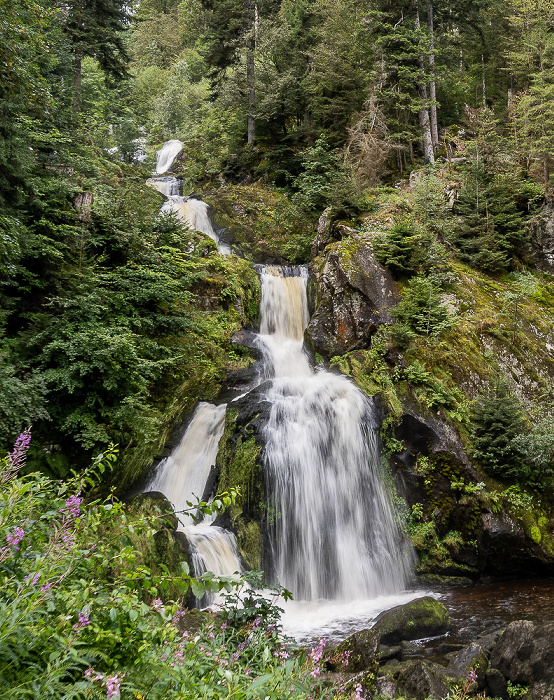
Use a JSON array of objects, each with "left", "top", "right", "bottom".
[
  {"left": 53, "top": 0, "right": 131, "bottom": 109},
  {"left": 471, "top": 381, "right": 528, "bottom": 481}
]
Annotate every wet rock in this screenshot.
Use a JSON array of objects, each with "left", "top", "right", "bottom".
[
  {"left": 380, "top": 660, "right": 451, "bottom": 700},
  {"left": 325, "top": 628, "right": 380, "bottom": 673},
  {"left": 490, "top": 620, "right": 554, "bottom": 698},
  {"left": 127, "top": 491, "right": 178, "bottom": 530},
  {"left": 379, "top": 644, "right": 402, "bottom": 663},
  {"left": 372, "top": 596, "right": 450, "bottom": 645},
  {"left": 306, "top": 235, "right": 400, "bottom": 357},
  {"left": 478, "top": 512, "right": 554, "bottom": 577},
  {"left": 486, "top": 668, "right": 508, "bottom": 699},
  {"left": 400, "top": 640, "right": 425, "bottom": 659},
  {"left": 446, "top": 641, "right": 489, "bottom": 683}
]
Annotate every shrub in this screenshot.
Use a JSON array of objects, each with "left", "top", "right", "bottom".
[{"left": 0, "top": 431, "right": 327, "bottom": 699}]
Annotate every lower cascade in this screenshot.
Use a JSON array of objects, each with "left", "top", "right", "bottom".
[
  {"left": 145, "top": 402, "right": 242, "bottom": 587},
  {"left": 256, "top": 266, "right": 414, "bottom": 601}
]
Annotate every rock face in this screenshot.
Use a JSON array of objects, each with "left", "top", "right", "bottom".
[
  {"left": 529, "top": 202, "right": 554, "bottom": 272},
  {"left": 306, "top": 235, "right": 400, "bottom": 356},
  {"left": 372, "top": 596, "right": 450, "bottom": 645},
  {"left": 490, "top": 620, "right": 554, "bottom": 699}
]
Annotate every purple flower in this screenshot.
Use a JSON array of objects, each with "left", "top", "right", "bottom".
[
  {"left": 40, "top": 582, "right": 52, "bottom": 592},
  {"left": 62, "top": 495, "right": 82, "bottom": 518},
  {"left": 106, "top": 674, "right": 120, "bottom": 698},
  {"left": 6, "top": 527, "right": 25, "bottom": 550},
  {"left": 7, "top": 429, "right": 31, "bottom": 472},
  {"left": 73, "top": 612, "right": 90, "bottom": 630},
  {"left": 151, "top": 598, "right": 163, "bottom": 612}
]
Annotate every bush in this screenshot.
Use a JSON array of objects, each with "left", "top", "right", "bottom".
[{"left": 0, "top": 432, "right": 328, "bottom": 699}]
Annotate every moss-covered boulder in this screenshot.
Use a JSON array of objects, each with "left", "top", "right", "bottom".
[
  {"left": 325, "top": 628, "right": 380, "bottom": 673},
  {"left": 377, "top": 659, "right": 451, "bottom": 700},
  {"left": 372, "top": 596, "right": 450, "bottom": 644},
  {"left": 306, "top": 234, "right": 400, "bottom": 357},
  {"left": 126, "top": 491, "right": 179, "bottom": 530},
  {"left": 215, "top": 386, "right": 271, "bottom": 571}
]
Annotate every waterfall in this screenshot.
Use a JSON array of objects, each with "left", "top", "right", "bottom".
[
  {"left": 256, "top": 266, "right": 413, "bottom": 602},
  {"left": 161, "top": 197, "right": 231, "bottom": 255},
  {"left": 147, "top": 176, "right": 181, "bottom": 197},
  {"left": 155, "top": 139, "right": 184, "bottom": 174},
  {"left": 144, "top": 402, "right": 242, "bottom": 586}
]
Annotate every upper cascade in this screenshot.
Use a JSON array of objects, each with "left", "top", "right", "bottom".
[
  {"left": 255, "top": 266, "right": 414, "bottom": 602},
  {"left": 160, "top": 197, "right": 231, "bottom": 255},
  {"left": 155, "top": 139, "right": 184, "bottom": 175}
]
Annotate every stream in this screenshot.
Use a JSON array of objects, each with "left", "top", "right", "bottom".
[{"left": 142, "top": 141, "right": 554, "bottom": 650}]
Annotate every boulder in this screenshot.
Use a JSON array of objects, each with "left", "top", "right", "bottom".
[
  {"left": 478, "top": 512, "right": 554, "bottom": 577},
  {"left": 325, "top": 628, "right": 380, "bottom": 673},
  {"left": 379, "top": 660, "right": 451, "bottom": 700},
  {"left": 372, "top": 596, "right": 450, "bottom": 645},
  {"left": 490, "top": 620, "right": 554, "bottom": 699},
  {"left": 306, "top": 235, "right": 400, "bottom": 357},
  {"left": 446, "top": 641, "right": 489, "bottom": 684},
  {"left": 127, "top": 491, "right": 179, "bottom": 530}
]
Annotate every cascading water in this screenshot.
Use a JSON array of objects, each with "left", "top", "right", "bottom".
[
  {"left": 255, "top": 266, "right": 417, "bottom": 642},
  {"left": 144, "top": 385, "right": 241, "bottom": 591},
  {"left": 155, "top": 139, "right": 184, "bottom": 175},
  {"left": 161, "top": 196, "right": 231, "bottom": 255},
  {"left": 149, "top": 141, "right": 230, "bottom": 255}
]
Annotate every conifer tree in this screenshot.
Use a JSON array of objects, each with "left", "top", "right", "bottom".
[{"left": 471, "top": 382, "right": 528, "bottom": 481}]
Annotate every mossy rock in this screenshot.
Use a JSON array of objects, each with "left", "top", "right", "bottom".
[
  {"left": 325, "top": 628, "right": 380, "bottom": 673},
  {"left": 372, "top": 596, "right": 450, "bottom": 645},
  {"left": 126, "top": 491, "right": 179, "bottom": 530}
]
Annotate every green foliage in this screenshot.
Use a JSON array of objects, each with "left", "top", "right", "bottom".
[
  {"left": 0, "top": 434, "right": 327, "bottom": 700},
  {"left": 391, "top": 275, "right": 456, "bottom": 343},
  {"left": 292, "top": 137, "right": 350, "bottom": 212},
  {"left": 471, "top": 382, "right": 529, "bottom": 482},
  {"left": 373, "top": 222, "right": 425, "bottom": 277}
]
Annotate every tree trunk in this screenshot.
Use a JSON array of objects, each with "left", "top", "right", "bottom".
[
  {"left": 246, "top": 0, "right": 256, "bottom": 145},
  {"left": 415, "top": 2, "right": 434, "bottom": 163},
  {"left": 74, "top": 48, "right": 82, "bottom": 113},
  {"left": 427, "top": 1, "right": 439, "bottom": 152},
  {"left": 481, "top": 54, "right": 487, "bottom": 106}
]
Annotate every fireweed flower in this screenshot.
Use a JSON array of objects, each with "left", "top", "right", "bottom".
[
  {"left": 6, "top": 527, "right": 25, "bottom": 550},
  {"left": 106, "top": 674, "right": 121, "bottom": 698},
  {"left": 7, "top": 429, "right": 31, "bottom": 472},
  {"left": 62, "top": 495, "right": 82, "bottom": 518}
]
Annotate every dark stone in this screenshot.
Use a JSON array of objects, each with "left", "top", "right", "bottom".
[
  {"left": 446, "top": 641, "right": 489, "bottom": 683},
  {"left": 490, "top": 620, "right": 554, "bottom": 698},
  {"left": 306, "top": 235, "right": 400, "bottom": 357},
  {"left": 478, "top": 512, "right": 554, "bottom": 577},
  {"left": 381, "top": 660, "right": 451, "bottom": 700},
  {"left": 325, "top": 628, "right": 380, "bottom": 673},
  {"left": 127, "top": 491, "right": 178, "bottom": 530},
  {"left": 379, "top": 645, "right": 403, "bottom": 663},
  {"left": 486, "top": 668, "right": 508, "bottom": 699},
  {"left": 372, "top": 596, "right": 450, "bottom": 645},
  {"left": 400, "top": 640, "right": 425, "bottom": 659}
]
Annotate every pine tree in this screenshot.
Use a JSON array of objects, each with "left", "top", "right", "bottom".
[
  {"left": 471, "top": 382, "right": 528, "bottom": 481},
  {"left": 54, "top": 0, "right": 131, "bottom": 109}
]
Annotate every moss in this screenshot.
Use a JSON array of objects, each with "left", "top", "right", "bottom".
[
  {"left": 216, "top": 409, "right": 265, "bottom": 570},
  {"left": 528, "top": 525, "right": 542, "bottom": 544},
  {"left": 372, "top": 596, "right": 450, "bottom": 644}
]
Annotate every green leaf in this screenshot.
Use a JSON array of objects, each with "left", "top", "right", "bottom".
[{"left": 190, "top": 579, "right": 205, "bottom": 599}]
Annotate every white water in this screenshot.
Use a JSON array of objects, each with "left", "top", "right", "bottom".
[
  {"left": 144, "top": 402, "right": 242, "bottom": 583},
  {"left": 160, "top": 197, "right": 231, "bottom": 255},
  {"left": 155, "top": 139, "right": 184, "bottom": 174},
  {"left": 255, "top": 265, "right": 415, "bottom": 638},
  {"left": 147, "top": 176, "right": 181, "bottom": 197}
]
